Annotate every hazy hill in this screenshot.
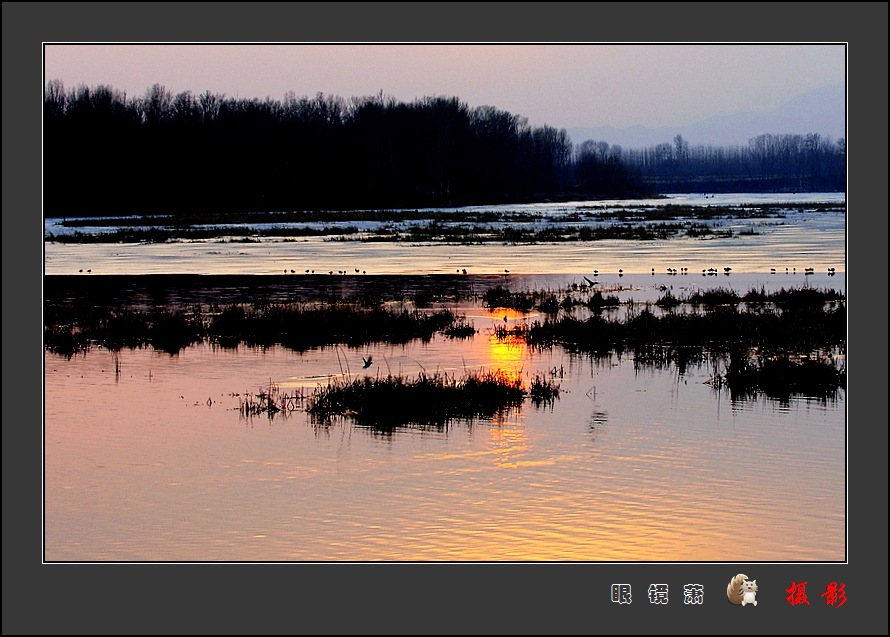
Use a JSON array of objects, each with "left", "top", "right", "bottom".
[{"left": 568, "top": 83, "right": 845, "bottom": 148}]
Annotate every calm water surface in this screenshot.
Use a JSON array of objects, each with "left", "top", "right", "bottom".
[
  {"left": 45, "top": 317, "right": 844, "bottom": 562},
  {"left": 44, "top": 193, "right": 846, "bottom": 561}
]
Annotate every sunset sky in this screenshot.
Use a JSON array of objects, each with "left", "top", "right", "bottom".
[{"left": 43, "top": 43, "right": 845, "bottom": 131}]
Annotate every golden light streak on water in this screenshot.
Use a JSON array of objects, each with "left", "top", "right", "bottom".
[{"left": 485, "top": 334, "right": 528, "bottom": 378}]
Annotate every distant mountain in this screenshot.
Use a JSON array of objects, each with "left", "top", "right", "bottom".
[{"left": 568, "top": 83, "right": 845, "bottom": 148}]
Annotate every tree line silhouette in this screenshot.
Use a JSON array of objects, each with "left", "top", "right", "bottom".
[
  {"left": 44, "top": 82, "right": 844, "bottom": 217},
  {"left": 44, "top": 81, "right": 649, "bottom": 216},
  {"left": 620, "top": 133, "right": 845, "bottom": 193}
]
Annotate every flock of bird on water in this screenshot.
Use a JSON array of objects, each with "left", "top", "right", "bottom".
[{"left": 76, "top": 266, "right": 838, "bottom": 276}]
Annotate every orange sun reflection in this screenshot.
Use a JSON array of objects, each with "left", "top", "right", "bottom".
[
  {"left": 486, "top": 334, "right": 526, "bottom": 379},
  {"left": 483, "top": 326, "right": 530, "bottom": 459},
  {"left": 484, "top": 308, "right": 530, "bottom": 379}
]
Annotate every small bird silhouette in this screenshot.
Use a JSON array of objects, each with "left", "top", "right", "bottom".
[{"left": 362, "top": 355, "right": 373, "bottom": 369}]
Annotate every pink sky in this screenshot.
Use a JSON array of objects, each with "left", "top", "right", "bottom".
[{"left": 44, "top": 43, "right": 844, "bottom": 130}]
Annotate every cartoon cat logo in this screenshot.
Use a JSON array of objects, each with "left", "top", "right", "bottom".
[{"left": 727, "top": 573, "right": 758, "bottom": 606}]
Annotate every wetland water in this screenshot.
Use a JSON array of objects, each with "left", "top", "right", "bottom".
[
  {"left": 43, "top": 194, "right": 846, "bottom": 561},
  {"left": 44, "top": 193, "right": 844, "bottom": 276}
]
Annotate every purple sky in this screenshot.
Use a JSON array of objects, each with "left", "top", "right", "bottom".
[{"left": 43, "top": 43, "right": 845, "bottom": 130}]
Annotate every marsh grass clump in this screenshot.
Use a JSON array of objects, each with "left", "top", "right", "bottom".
[
  {"left": 43, "top": 305, "right": 203, "bottom": 355},
  {"left": 741, "top": 286, "right": 845, "bottom": 308},
  {"left": 714, "top": 355, "right": 846, "bottom": 401},
  {"left": 209, "top": 303, "right": 460, "bottom": 351},
  {"left": 521, "top": 303, "right": 845, "bottom": 367},
  {"left": 685, "top": 223, "right": 714, "bottom": 238},
  {"left": 306, "top": 371, "right": 527, "bottom": 427},
  {"left": 442, "top": 319, "right": 477, "bottom": 339},
  {"left": 412, "top": 288, "right": 435, "bottom": 309},
  {"left": 147, "top": 310, "right": 204, "bottom": 354},
  {"left": 529, "top": 374, "right": 561, "bottom": 408},
  {"left": 525, "top": 315, "right": 621, "bottom": 355},
  {"left": 45, "top": 299, "right": 475, "bottom": 355},
  {"left": 686, "top": 288, "right": 741, "bottom": 307},
  {"left": 482, "top": 285, "right": 621, "bottom": 316},
  {"left": 655, "top": 291, "right": 682, "bottom": 309},
  {"left": 239, "top": 382, "right": 304, "bottom": 417},
  {"left": 44, "top": 324, "right": 89, "bottom": 358},
  {"left": 492, "top": 322, "right": 530, "bottom": 341},
  {"left": 537, "top": 294, "right": 561, "bottom": 315},
  {"left": 482, "top": 286, "right": 536, "bottom": 312},
  {"left": 586, "top": 290, "right": 621, "bottom": 311}
]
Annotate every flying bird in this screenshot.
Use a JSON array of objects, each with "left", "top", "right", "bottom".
[{"left": 362, "top": 355, "right": 373, "bottom": 369}]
